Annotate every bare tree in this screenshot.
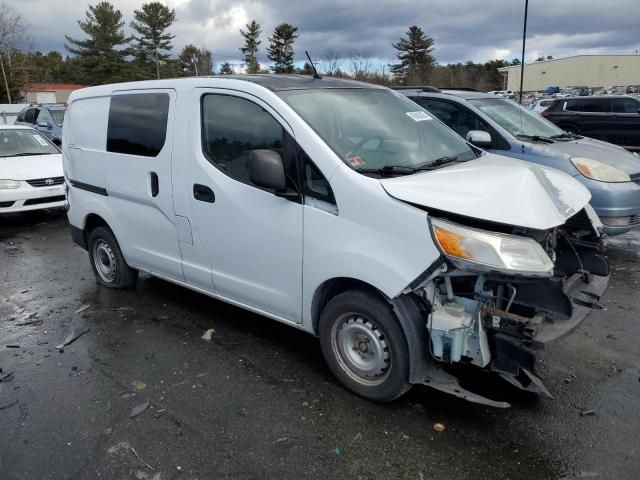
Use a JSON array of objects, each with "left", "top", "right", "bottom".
[
  {"left": 321, "top": 48, "right": 342, "bottom": 76},
  {"left": 0, "top": 3, "right": 29, "bottom": 102},
  {"left": 349, "top": 50, "right": 372, "bottom": 81}
]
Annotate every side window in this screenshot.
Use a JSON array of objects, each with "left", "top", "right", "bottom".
[
  {"left": 299, "top": 148, "right": 336, "bottom": 206},
  {"left": 16, "top": 109, "right": 25, "bottom": 122},
  {"left": 418, "top": 99, "right": 490, "bottom": 138},
  {"left": 201, "top": 94, "right": 284, "bottom": 185},
  {"left": 24, "top": 108, "right": 37, "bottom": 124},
  {"left": 564, "top": 100, "right": 578, "bottom": 111},
  {"left": 35, "top": 109, "right": 50, "bottom": 124},
  {"left": 577, "top": 99, "right": 610, "bottom": 113},
  {"left": 612, "top": 99, "right": 640, "bottom": 114},
  {"left": 107, "top": 93, "right": 170, "bottom": 157}
]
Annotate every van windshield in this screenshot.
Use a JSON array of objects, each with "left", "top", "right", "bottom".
[
  {"left": 469, "top": 98, "right": 564, "bottom": 138},
  {"left": 278, "top": 88, "right": 477, "bottom": 174}
]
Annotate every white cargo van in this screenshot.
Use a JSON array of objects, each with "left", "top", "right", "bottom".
[{"left": 63, "top": 75, "right": 609, "bottom": 407}]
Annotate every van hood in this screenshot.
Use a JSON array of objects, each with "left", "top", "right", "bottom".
[
  {"left": 379, "top": 153, "right": 591, "bottom": 230},
  {"left": 525, "top": 136, "right": 640, "bottom": 175},
  {"left": 1, "top": 153, "right": 63, "bottom": 181}
]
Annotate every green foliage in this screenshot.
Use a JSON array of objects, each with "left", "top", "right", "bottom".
[
  {"left": 267, "top": 23, "right": 298, "bottom": 74},
  {"left": 219, "top": 62, "right": 234, "bottom": 75},
  {"left": 64, "top": 1, "right": 134, "bottom": 84},
  {"left": 298, "top": 62, "right": 314, "bottom": 75},
  {"left": 390, "top": 25, "right": 436, "bottom": 85},
  {"left": 130, "top": 1, "right": 176, "bottom": 80},
  {"left": 178, "top": 44, "right": 213, "bottom": 76},
  {"left": 240, "top": 20, "right": 262, "bottom": 74}
]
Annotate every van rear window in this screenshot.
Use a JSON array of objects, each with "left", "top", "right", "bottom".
[{"left": 107, "top": 93, "right": 169, "bottom": 157}]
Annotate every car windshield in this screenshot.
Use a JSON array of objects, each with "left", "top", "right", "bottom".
[
  {"left": 469, "top": 98, "right": 565, "bottom": 138},
  {"left": 50, "top": 109, "right": 65, "bottom": 127},
  {"left": 277, "top": 88, "right": 477, "bottom": 173},
  {"left": 0, "top": 129, "right": 59, "bottom": 157}
]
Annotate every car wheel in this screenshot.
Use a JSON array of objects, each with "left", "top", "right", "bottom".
[
  {"left": 88, "top": 226, "right": 138, "bottom": 289},
  {"left": 318, "top": 290, "right": 411, "bottom": 402}
]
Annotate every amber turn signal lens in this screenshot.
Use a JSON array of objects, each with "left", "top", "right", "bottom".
[
  {"left": 434, "top": 227, "right": 469, "bottom": 259},
  {"left": 574, "top": 162, "right": 592, "bottom": 178}
]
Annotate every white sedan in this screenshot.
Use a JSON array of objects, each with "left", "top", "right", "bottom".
[{"left": 0, "top": 125, "right": 65, "bottom": 212}]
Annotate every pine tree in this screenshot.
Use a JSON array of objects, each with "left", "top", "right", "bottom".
[
  {"left": 178, "top": 44, "right": 213, "bottom": 76},
  {"left": 219, "top": 62, "right": 234, "bottom": 75},
  {"left": 240, "top": 20, "right": 261, "bottom": 74},
  {"left": 64, "top": 2, "right": 133, "bottom": 85},
  {"left": 390, "top": 26, "right": 436, "bottom": 85},
  {"left": 267, "top": 23, "right": 298, "bottom": 74},
  {"left": 130, "top": 1, "right": 176, "bottom": 80}
]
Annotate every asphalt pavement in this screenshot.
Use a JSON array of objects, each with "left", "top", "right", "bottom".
[{"left": 0, "top": 210, "right": 639, "bottom": 480}]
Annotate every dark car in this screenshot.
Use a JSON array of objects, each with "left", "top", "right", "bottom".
[
  {"left": 542, "top": 95, "right": 640, "bottom": 149},
  {"left": 15, "top": 104, "right": 65, "bottom": 146}
]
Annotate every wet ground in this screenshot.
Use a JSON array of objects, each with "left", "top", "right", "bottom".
[{"left": 0, "top": 210, "right": 639, "bottom": 480}]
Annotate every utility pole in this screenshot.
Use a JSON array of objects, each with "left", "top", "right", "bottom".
[
  {"left": 191, "top": 55, "right": 199, "bottom": 76},
  {"left": 0, "top": 53, "right": 11, "bottom": 103},
  {"left": 519, "top": 0, "right": 529, "bottom": 104}
]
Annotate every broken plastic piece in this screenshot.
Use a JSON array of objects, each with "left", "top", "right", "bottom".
[
  {"left": 130, "top": 401, "right": 150, "bottom": 418},
  {"left": 201, "top": 329, "right": 215, "bottom": 341},
  {"left": 432, "top": 422, "right": 446, "bottom": 432},
  {"left": 56, "top": 327, "right": 90, "bottom": 349},
  {"left": 75, "top": 304, "right": 90, "bottom": 314}
]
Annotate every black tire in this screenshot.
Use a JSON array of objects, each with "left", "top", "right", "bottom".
[
  {"left": 87, "top": 226, "right": 138, "bottom": 289},
  {"left": 318, "top": 290, "right": 411, "bottom": 402}
]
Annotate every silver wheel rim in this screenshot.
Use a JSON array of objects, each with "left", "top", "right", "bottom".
[
  {"left": 93, "top": 239, "right": 116, "bottom": 283},
  {"left": 331, "top": 313, "right": 391, "bottom": 386}
]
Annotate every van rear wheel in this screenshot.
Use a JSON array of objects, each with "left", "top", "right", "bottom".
[
  {"left": 318, "top": 290, "right": 411, "bottom": 402},
  {"left": 88, "top": 226, "right": 138, "bottom": 289}
]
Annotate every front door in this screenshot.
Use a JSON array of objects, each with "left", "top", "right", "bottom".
[
  {"left": 185, "top": 89, "right": 303, "bottom": 322},
  {"left": 103, "top": 89, "right": 184, "bottom": 281}
]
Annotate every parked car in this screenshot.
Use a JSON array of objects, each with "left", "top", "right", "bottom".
[
  {"left": 15, "top": 104, "right": 66, "bottom": 146},
  {"left": 64, "top": 76, "right": 608, "bottom": 407},
  {"left": 396, "top": 87, "right": 640, "bottom": 235},
  {"left": 528, "top": 98, "right": 555, "bottom": 114},
  {"left": 542, "top": 95, "right": 640, "bottom": 149},
  {"left": 0, "top": 125, "right": 65, "bottom": 212}
]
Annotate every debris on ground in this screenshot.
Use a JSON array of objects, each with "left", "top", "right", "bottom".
[
  {"left": 201, "top": 329, "right": 215, "bottom": 341},
  {"left": 0, "top": 371, "right": 15, "bottom": 383},
  {"left": 348, "top": 432, "right": 362, "bottom": 448},
  {"left": 276, "top": 437, "right": 288, "bottom": 443},
  {"left": 56, "top": 327, "right": 90, "bottom": 349},
  {"left": 433, "top": 422, "right": 446, "bottom": 432},
  {"left": 130, "top": 446, "right": 155, "bottom": 471},
  {"left": 0, "top": 400, "right": 18, "bottom": 410},
  {"left": 130, "top": 401, "right": 150, "bottom": 418},
  {"left": 580, "top": 409, "right": 597, "bottom": 417},
  {"left": 132, "top": 380, "right": 147, "bottom": 390},
  {"left": 5, "top": 345, "right": 20, "bottom": 349},
  {"left": 334, "top": 447, "right": 340, "bottom": 456},
  {"left": 75, "top": 304, "right": 90, "bottom": 314}
]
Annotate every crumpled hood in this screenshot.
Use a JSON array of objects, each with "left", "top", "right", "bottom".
[
  {"left": 1, "top": 154, "right": 63, "bottom": 181},
  {"left": 380, "top": 153, "right": 591, "bottom": 230},
  {"left": 526, "top": 136, "right": 640, "bottom": 175}
]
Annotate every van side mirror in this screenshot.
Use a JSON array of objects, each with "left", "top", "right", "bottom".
[
  {"left": 249, "top": 149, "right": 287, "bottom": 191},
  {"left": 466, "top": 130, "right": 492, "bottom": 147}
]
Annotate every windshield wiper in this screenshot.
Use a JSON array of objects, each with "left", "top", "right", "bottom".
[
  {"left": 550, "top": 132, "right": 581, "bottom": 139},
  {"left": 356, "top": 156, "right": 464, "bottom": 176},
  {"left": 516, "top": 134, "right": 554, "bottom": 144},
  {"left": 10, "top": 152, "right": 42, "bottom": 157}
]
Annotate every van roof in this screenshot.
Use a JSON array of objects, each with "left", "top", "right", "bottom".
[{"left": 69, "top": 75, "right": 385, "bottom": 100}]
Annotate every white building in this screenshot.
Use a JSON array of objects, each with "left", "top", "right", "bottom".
[{"left": 498, "top": 54, "right": 640, "bottom": 92}]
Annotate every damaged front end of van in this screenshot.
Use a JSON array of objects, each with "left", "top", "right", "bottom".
[{"left": 383, "top": 158, "right": 610, "bottom": 407}]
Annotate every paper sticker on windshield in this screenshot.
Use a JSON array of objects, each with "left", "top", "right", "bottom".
[
  {"left": 406, "top": 111, "right": 432, "bottom": 122},
  {"left": 33, "top": 135, "right": 48, "bottom": 146}
]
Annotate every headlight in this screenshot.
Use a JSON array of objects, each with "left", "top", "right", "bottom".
[
  {"left": 430, "top": 218, "right": 554, "bottom": 276},
  {"left": 0, "top": 179, "right": 21, "bottom": 189},
  {"left": 570, "top": 157, "right": 630, "bottom": 182}
]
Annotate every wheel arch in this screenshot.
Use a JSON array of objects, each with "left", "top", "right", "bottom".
[{"left": 311, "top": 277, "right": 432, "bottom": 384}]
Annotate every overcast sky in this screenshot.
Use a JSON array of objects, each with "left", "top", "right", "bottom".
[{"left": 14, "top": 0, "right": 640, "bottom": 68}]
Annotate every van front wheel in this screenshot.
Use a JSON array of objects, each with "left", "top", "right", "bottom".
[
  {"left": 88, "top": 226, "right": 138, "bottom": 289},
  {"left": 319, "top": 290, "right": 411, "bottom": 402}
]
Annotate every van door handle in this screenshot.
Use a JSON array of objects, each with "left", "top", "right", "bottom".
[
  {"left": 150, "top": 172, "right": 159, "bottom": 197},
  {"left": 193, "top": 184, "right": 215, "bottom": 203}
]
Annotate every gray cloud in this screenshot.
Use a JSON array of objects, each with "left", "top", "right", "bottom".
[{"left": 14, "top": 0, "right": 640, "bottom": 68}]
